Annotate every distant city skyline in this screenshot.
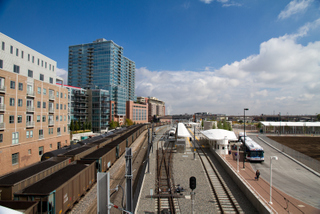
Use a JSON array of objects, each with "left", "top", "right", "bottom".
[{"left": 1, "top": 0, "right": 319, "bottom": 115}]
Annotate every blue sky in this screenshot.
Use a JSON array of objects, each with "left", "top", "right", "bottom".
[{"left": 1, "top": 0, "right": 319, "bottom": 115}]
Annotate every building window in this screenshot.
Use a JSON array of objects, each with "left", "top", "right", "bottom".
[
  {"left": 10, "top": 46, "right": 13, "bottom": 54},
  {"left": 18, "top": 83, "right": 23, "bottom": 91},
  {"left": 39, "top": 146, "right": 44, "bottom": 156},
  {"left": 30, "top": 130, "right": 33, "bottom": 138},
  {"left": 40, "top": 74, "right": 44, "bottom": 81},
  {"left": 13, "top": 65, "right": 20, "bottom": 73},
  {"left": 56, "top": 91, "right": 59, "bottom": 98},
  {"left": 64, "top": 115, "right": 66, "bottom": 121},
  {"left": 0, "top": 133, "right": 3, "bottom": 142},
  {"left": 56, "top": 103, "right": 59, "bottom": 109},
  {"left": 21, "top": 51, "right": 24, "bottom": 58},
  {"left": 41, "top": 60, "right": 43, "bottom": 67},
  {"left": 37, "top": 58, "right": 39, "bottom": 65},
  {"left": 1, "top": 42, "right": 4, "bottom": 50},
  {"left": 37, "top": 115, "right": 40, "bottom": 122},
  {"left": 57, "top": 142, "right": 61, "bottom": 149},
  {"left": 60, "top": 115, "right": 62, "bottom": 121},
  {"left": 37, "top": 101, "right": 41, "bottom": 108},
  {"left": 10, "top": 81, "right": 15, "bottom": 89},
  {"left": 26, "top": 131, "right": 29, "bottom": 138},
  {"left": 60, "top": 92, "right": 63, "bottom": 98},
  {"left": 12, "top": 132, "right": 19, "bottom": 145},
  {"left": 39, "top": 129, "right": 43, "bottom": 139},
  {"left": 64, "top": 126, "right": 66, "bottom": 132},
  {"left": 28, "top": 54, "right": 30, "bottom": 61},
  {"left": 53, "top": 65, "right": 54, "bottom": 71},
  {"left": 65, "top": 93, "right": 67, "bottom": 98},
  {"left": 49, "top": 64, "right": 51, "bottom": 70},
  {"left": 17, "top": 115, "right": 22, "bottom": 123},
  {"left": 32, "top": 56, "right": 34, "bottom": 63},
  {"left": 38, "top": 87, "right": 41, "bottom": 94},
  {"left": 0, "top": 59, "right": 3, "bottom": 69},
  {"left": 43, "top": 88, "right": 46, "bottom": 95},
  {"left": 42, "top": 115, "right": 46, "bottom": 122},
  {"left": 16, "top": 48, "right": 19, "bottom": 56},
  {"left": 10, "top": 98, "right": 15, "bottom": 106},
  {"left": 12, "top": 153, "right": 19, "bottom": 165},
  {"left": 57, "top": 127, "right": 60, "bottom": 134},
  {"left": 28, "top": 149, "right": 31, "bottom": 155},
  {"left": 50, "top": 77, "right": 53, "bottom": 84},
  {"left": 50, "top": 144, "right": 52, "bottom": 148},
  {"left": 60, "top": 104, "right": 62, "bottom": 109},
  {"left": 43, "top": 102, "right": 46, "bottom": 108},
  {"left": 18, "top": 99, "right": 23, "bottom": 107},
  {"left": 56, "top": 115, "right": 59, "bottom": 121},
  {"left": 28, "top": 70, "right": 33, "bottom": 78},
  {"left": 64, "top": 104, "right": 66, "bottom": 110},
  {"left": 9, "top": 115, "right": 14, "bottom": 123}
]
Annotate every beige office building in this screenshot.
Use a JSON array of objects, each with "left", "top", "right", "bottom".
[{"left": 0, "top": 33, "right": 69, "bottom": 176}]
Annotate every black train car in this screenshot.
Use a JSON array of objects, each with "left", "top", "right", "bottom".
[{"left": 14, "top": 160, "right": 96, "bottom": 214}]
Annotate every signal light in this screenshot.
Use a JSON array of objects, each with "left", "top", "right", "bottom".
[{"left": 189, "top": 176, "right": 196, "bottom": 190}]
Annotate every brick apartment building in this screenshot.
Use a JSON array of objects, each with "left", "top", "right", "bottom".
[
  {"left": 126, "top": 100, "right": 148, "bottom": 124},
  {"left": 0, "top": 33, "right": 69, "bottom": 176}
]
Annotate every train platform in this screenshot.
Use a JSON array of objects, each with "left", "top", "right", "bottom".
[{"left": 221, "top": 151, "right": 320, "bottom": 214}]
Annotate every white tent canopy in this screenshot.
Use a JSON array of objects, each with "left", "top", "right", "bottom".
[
  {"left": 177, "top": 123, "right": 192, "bottom": 138},
  {"left": 201, "top": 129, "right": 238, "bottom": 141},
  {"left": 260, "top": 121, "right": 320, "bottom": 127}
]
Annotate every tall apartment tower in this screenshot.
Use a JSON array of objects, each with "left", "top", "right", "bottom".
[
  {"left": 0, "top": 33, "right": 69, "bottom": 176},
  {"left": 68, "top": 38, "right": 135, "bottom": 124}
]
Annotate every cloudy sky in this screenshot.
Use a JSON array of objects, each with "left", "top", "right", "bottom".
[{"left": 1, "top": 0, "right": 319, "bottom": 115}]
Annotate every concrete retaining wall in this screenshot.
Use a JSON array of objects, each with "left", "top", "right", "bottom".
[{"left": 210, "top": 148, "right": 273, "bottom": 214}]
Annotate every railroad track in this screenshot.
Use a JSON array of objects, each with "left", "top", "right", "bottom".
[
  {"left": 194, "top": 140, "right": 243, "bottom": 214},
  {"left": 156, "top": 138, "right": 181, "bottom": 214}
]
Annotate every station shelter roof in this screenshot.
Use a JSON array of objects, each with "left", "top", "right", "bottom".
[
  {"left": 177, "top": 123, "right": 192, "bottom": 138},
  {"left": 260, "top": 121, "right": 320, "bottom": 127},
  {"left": 201, "top": 129, "right": 238, "bottom": 141}
]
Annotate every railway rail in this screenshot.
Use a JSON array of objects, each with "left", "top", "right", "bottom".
[
  {"left": 194, "top": 140, "right": 243, "bottom": 214},
  {"left": 155, "top": 135, "right": 181, "bottom": 214}
]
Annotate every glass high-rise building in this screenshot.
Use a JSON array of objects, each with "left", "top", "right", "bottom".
[{"left": 68, "top": 38, "right": 135, "bottom": 117}]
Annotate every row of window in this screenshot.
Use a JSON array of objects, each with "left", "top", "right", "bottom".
[
  {"left": 5, "top": 79, "right": 66, "bottom": 99},
  {"left": 6, "top": 114, "right": 67, "bottom": 123},
  {"left": 7, "top": 98, "right": 67, "bottom": 110},
  {"left": 11, "top": 141, "right": 65, "bottom": 165},
  {"left": 1, "top": 41, "right": 55, "bottom": 71}
]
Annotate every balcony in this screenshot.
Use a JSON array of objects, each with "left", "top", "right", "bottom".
[
  {"left": 26, "top": 106, "right": 35, "bottom": 112},
  {"left": 0, "top": 85, "right": 6, "bottom": 93},
  {"left": 26, "top": 121, "right": 35, "bottom": 128},
  {"left": 48, "top": 120, "right": 54, "bottom": 126},
  {"left": 0, "top": 122, "right": 5, "bottom": 130},
  {"left": 49, "top": 107, "right": 55, "bottom": 114},
  {"left": 27, "top": 90, "right": 35, "bottom": 97},
  {"left": 0, "top": 103, "right": 5, "bottom": 111},
  {"left": 49, "top": 94, "right": 55, "bottom": 100}
]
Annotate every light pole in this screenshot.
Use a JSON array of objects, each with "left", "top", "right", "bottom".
[
  {"left": 237, "top": 143, "right": 240, "bottom": 173},
  {"left": 243, "top": 108, "right": 249, "bottom": 168},
  {"left": 269, "top": 156, "right": 278, "bottom": 204}
]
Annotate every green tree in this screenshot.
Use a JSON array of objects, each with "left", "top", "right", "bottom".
[
  {"left": 212, "top": 122, "right": 216, "bottom": 129},
  {"left": 109, "top": 120, "right": 117, "bottom": 129},
  {"left": 75, "top": 120, "right": 80, "bottom": 131},
  {"left": 227, "top": 122, "right": 232, "bottom": 131},
  {"left": 70, "top": 120, "right": 74, "bottom": 131},
  {"left": 222, "top": 119, "right": 228, "bottom": 130},
  {"left": 317, "top": 114, "right": 320, "bottom": 121},
  {"left": 217, "top": 121, "right": 223, "bottom": 129},
  {"left": 125, "top": 118, "right": 134, "bottom": 126}
]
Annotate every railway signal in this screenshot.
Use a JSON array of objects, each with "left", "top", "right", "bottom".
[{"left": 189, "top": 176, "right": 196, "bottom": 190}]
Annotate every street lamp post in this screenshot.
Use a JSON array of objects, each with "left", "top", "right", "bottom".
[
  {"left": 269, "top": 156, "right": 278, "bottom": 204},
  {"left": 243, "top": 108, "right": 249, "bottom": 168}
]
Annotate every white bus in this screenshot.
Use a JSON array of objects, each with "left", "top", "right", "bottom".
[{"left": 239, "top": 133, "right": 264, "bottom": 162}]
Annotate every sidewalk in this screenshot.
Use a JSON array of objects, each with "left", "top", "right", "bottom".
[{"left": 222, "top": 153, "right": 320, "bottom": 214}]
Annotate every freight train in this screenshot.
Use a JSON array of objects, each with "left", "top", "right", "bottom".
[{"left": 0, "top": 123, "right": 166, "bottom": 214}]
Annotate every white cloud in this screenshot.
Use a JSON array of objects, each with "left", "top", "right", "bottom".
[
  {"left": 199, "top": 0, "right": 214, "bottom": 4},
  {"left": 135, "top": 20, "right": 320, "bottom": 115},
  {"left": 56, "top": 68, "right": 68, "bottom": 84},
  {"left": 278, "top": 0, "right": 313, "bottom": 20}
]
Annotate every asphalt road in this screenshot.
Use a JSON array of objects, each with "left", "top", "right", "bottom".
[{"left": 248, "top": 134, "right": 320, "bottom": 209}]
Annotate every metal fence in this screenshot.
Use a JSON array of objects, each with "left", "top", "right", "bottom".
[{"left": 259, "top": 136, "right": 320, "bottom": 173}]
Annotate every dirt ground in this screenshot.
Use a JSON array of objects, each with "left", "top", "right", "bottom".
[{"left": 267, "top": 136, "right": 320, "bottom": 161}]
